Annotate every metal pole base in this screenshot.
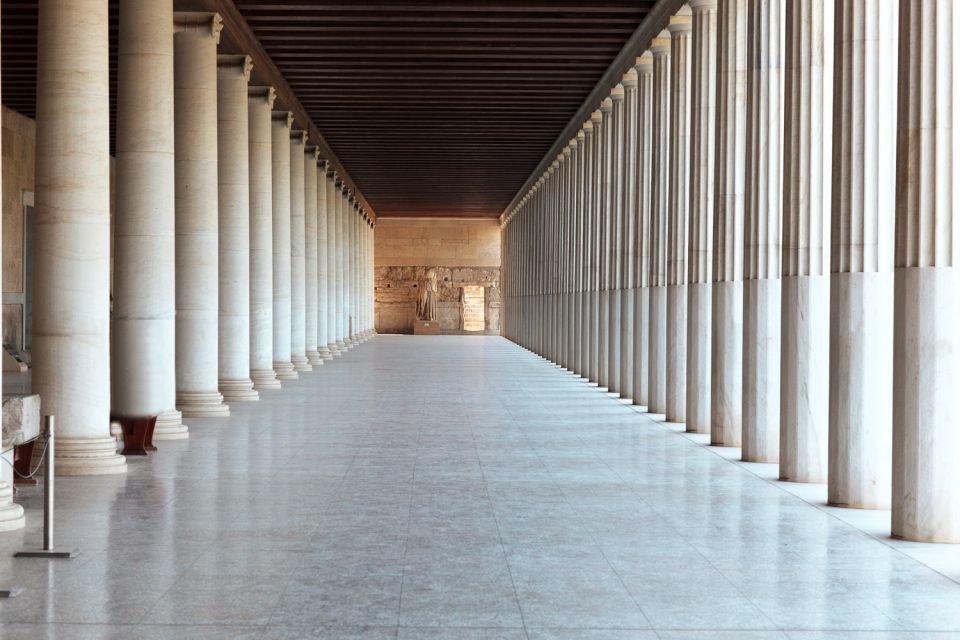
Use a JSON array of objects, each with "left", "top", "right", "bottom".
[
  {"left": 14, "top": 549, "right": 78, "bottom": 559},
  {"left": 0, "top": 586, "right": 24, "bottom": 598}
]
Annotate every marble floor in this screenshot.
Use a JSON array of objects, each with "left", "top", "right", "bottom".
[{"left": 1, "top": 335, "right": 959, "bottom": 639}]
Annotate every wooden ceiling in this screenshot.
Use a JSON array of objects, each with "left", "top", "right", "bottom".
[{"left": 2, "top": 0, "right": 654, "bottom": 218}]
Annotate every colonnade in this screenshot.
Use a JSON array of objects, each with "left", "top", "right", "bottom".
[
  {"left": 10, "top": 0, "right": 375, "bottom": 485},
  {"left": 502, "top": 0, "right": 959, "bottom": 544}
]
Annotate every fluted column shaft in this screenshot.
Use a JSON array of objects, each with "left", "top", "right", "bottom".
[
  {"left": 580, "top": 119, "right": 595, "bottom": 379},
  {"left": 711, "top": 0, "right": 747, "bottom": 447},
  {"left": 174, "top": 13, "right": 229, "bottom": 418},
  {"left": 217, "top": 54, "right": 258, "bottom": 402},
  {"left": 666, "top": 9, "right": 692, "bottom": 424},
  {"left": 335, "top": 184, "right": 347, "bottom": 349},
  {"left": 619, "top": 70, "right": 638, "bottom": 400},
  {"left": 892, "top": 0, "right": 960, "bottom": 543},
  {"left": 648, "top": 32, "right": 671, "bottom": 415},
  {"left": 686, "top": 0, "right": 718, "bottom": 434},
  {"left": 317, "top": 164, "right": 332, "bottom": 359},
  {"left": 780, "top": 0, "right": 833, "bottom": 483},
  {"left": 594, "top": 105, "right": 609, "bottom": 385},
  {"left": 743, "top": 0, "right": 784, "bottom": 463},
  {"left": 289, "top": 130, "right": 310, "bottom": 372},
  {"left": 304, "top": 147, "right": 322, "bottom": 365},
  {"left": 33, "top": 0, "right": 126, "bottom": 474},
  {"left": 271, "top": 111, "right": 297, "bottom": 379},
  {"left": 248, "top": 87, "right": 280, "bottom": 390},
  {"left": 827, "top": 0, "right": 896, "bottom": 509},
  {"left": 633, "top": 53, "right": 654, "bottom": 407},
  {"left": 607, "top": 87, "right": 625, "bottom": 394},
  {"left": 326, "top": 174, "right": 341, "bottom": 355},
  {"left": 113, "top": 0, "right": 185, "bottom": 439}
]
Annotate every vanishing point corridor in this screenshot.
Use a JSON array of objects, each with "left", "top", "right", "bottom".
[{"left": 2, "top": 336, "right": 959, "bottom": 639}]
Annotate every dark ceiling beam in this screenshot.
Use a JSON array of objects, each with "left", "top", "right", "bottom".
[{"left": 500, "top": 0, "right": 684, "bottom": 222}]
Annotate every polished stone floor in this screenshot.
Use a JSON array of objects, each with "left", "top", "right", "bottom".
[{"left": 1, "top": 335, "right": 959, "bottom": 639}]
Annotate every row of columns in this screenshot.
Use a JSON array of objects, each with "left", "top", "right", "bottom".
[
  {"left": 23, "top": 0, "right": 375, "bottom": 482},
  {"left": 502, "top": 0, "right": 959, "bottom": 543}
]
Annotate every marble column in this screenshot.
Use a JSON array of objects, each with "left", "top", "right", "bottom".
[
  {"left": 248, "top": 86, "right": 281, "bottom": 390},
  {"left": 666, "top": 7, "right": 692, "bottom": 424},
  {"left": 588, "top": 110, "right": 603, "bottom": 383},
  {"left": 326, "top": 172, "right": 341, "bottom": 356},
  {"left": 633, "top": 52, "right": 654, "bottom": 408},
  {"left": 217, "top": 54, "right": 258, "bottom": 402},
  {"left": 827, "top": 0, "right": 895, "bottom": 509},
  {"left": 711, "top": 0, "right": 747, "bottom": 447},
  {"left": 0, "top": 14, "right": 24, "bottom": 525},
  {"left": 619, "top": 69, "right": 638, "bottom": 400},
  {"left": 113, "top": 0, "right": 186, "bottom": 439},
  {"left": 305, "top": 147, "right": 323, "bottom": 365},
  {"left": 892, "top": 0, "right": 960, "bottom": 543},
  {"left": 686, "top": 0, "right": 718, "bottom": 434},
  {"left": 316, "top": 168, "right": 331, "bottom": 356},
  {"left": 32, "top": 0, "right": 126, "bottom": 474},
  {"left": 607, "top": 87, "right": 625, "bottom": 394},
  {"left": 289, "top": 129, "right": 311, "bottom": 372},
  {"left": 271, "top": 111, "right": 297, "bottom": 380},
  {"left": 779, "top": 0, "right": 833, "bottom": 483},
  {"left": 572, "top": 128, "right": 585, "bottom": 376},
  {"left": 174, "top": 13, "right": 229, "bottom": 418},
  {"left": 335, "top": 184, "right": 347, "bottom": 351},
  {"left": 648, "top": 31, "right": 671, "bottom": 415},
  {"left": 580, "top": 118, "right": 595, "bottom": 380},
  {"left": 742, "top": 0, "right": 783, "bottom": 463}
]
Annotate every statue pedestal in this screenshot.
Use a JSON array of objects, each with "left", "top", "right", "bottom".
[{"left": 413, "top": 320, "right": 440, "bottom": 335}]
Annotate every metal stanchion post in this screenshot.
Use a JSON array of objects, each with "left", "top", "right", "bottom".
[{"left": 15, "top": 416, "right": 77, "bottom": 559}]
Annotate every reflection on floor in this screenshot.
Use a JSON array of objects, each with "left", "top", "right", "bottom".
[{"left": 1, "top": 335, "right": 959, "bottom": 640}]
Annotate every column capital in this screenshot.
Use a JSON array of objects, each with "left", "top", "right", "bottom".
[
  {"left": 249, "top": 86, "right": 276, "bottom": 108},
  {"left": 667, "top": 6, "right": 693, "bottom": 34},
  {"left": 611, "top": 83, "right": 625, "bottom": 102},
  {"left": 173, "top": 12, "right": 223, "bottom": 43},
  {"left": 590, "top": 109, "right": 603, "bottom": 125},
  {"left": 635, "top": 51, "right": 654, "bottom": 74},
  {"left": 622, "top": 67, "right": 638, "bottom": 88},
  {"left": 688, "top": 0, "right": 717, "bottom": 11},
  {"left": 600, "top": 97, "right": 613, "bottom": 114},
  {"left": 305, "top": 145, "right": 320, "bottom": 162},
  {"left": 290, "top": 129, "right": 308, "bottom": 145},
  {"left": 218, "top": 54, "right": 253, "bottom": 80},
  {"left": 570, "top": 135, "right": 580, "bottom": 149},
  {"left": 651, "top": 30, "right": 671, "bottom": 56},
  {"left": 564, "top": 143, "right": 573, "bottom": 157},
  {"left": 272, "top": 110, "right": 294, "bottom": 128},
  {"left": 576, "top": 128, "right": 586, "bottom": 143}
]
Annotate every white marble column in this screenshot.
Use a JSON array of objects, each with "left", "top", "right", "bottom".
[
  {"left": 580, "top": 117, "right": 596, "bottom": 380},
  {"left": 648, "top": 32, "right": 671, "bottom": 416},
  {"left": 326, "top": 173, "right": 342, "bottom": 356},
  {"left": 316, "top": 163, "right": 333, "bottom": 359},
  {"left": 742, "top": 0, "right": 783, "bottom": 463},
  {"left": 304, "top": 146, "right": 323, "bottom": 365},
  {"left": 589, "top": 110, "right": 603, "bottom": 382},
  {"left": 271, "top": 111, "right": 297, "bottom": 379},
  {"left": 710, "top": 0, "right": 747, "bottom": 447},
  {"left": 174, "top": 13, "right": 229, "bottom": 418},
  {"left": 217, "top": 54, "right": 258, "bottom": 402},
  {"left": 633, "top": 52, "right": 654, "bottom": 408},
  {"left": 619, "top": 69, "right": 638, "bottom": 400},
  {"left": 289, "top": 129, "right": 311, "bottom": 372},
  {"left": 686, "top": 0, "right": 718, "bottom": 434},
  {"left": 33, "top": 0, "right": 125, "bottom": 473},
  {"left": 779, "top": 0, "right": 833, "bottom": 483},
  {"left": 0, "top": 14, "right": 24, "bottom": 525},
  {"left": 113, "top": 0, "right": 186, "bottom": 439},
  {"left": 571, "top": 129, "right": 585, "bottom": 375},
  {"left": 666, "top": 8, "right": 692, "bottom": 424},
  {"left": 248, "top": 86, "right": 281, "bottom": 390},
  {"left": 892, "top": 0, "right": 960, "bottom": 543},
  {"left": 827, "top": 0, "right": 895, "bottom": 509},
  {"left": 335, "top": 183, "right": 347, "bottom": 351},
  {"left": 608, "top": 87, "right": 625, "bottom": 394}
]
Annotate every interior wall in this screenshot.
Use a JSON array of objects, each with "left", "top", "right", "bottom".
[{"left": 374, "top": 218, "right": 501, "bottom": 335}]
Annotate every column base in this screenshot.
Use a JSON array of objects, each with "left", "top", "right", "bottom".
[
  {"left": 291, "top": 355, "right": 312, "bottom": 372},
  {"left": 306, "top": 349, "right": 324, "bottom": 366},
  {"left": 177, "top": 391, "right": 230, "bottom": 418},
  {"left": 0, "top": 483, "right": 25, "bottom": 532},
  {"left": 55, "top": 436, "right": 127, "bottom": 476},
  {"left": 219, "top": 378, "right": 260, "bottom": 402},
  {"left": 318, "top": 346, "right": 334, "bottom": 360},
  {"left": 274, "top": 360, "right": 299, "bottom": 380},
  {"left": 328, "top": 342, "right": 342, "bottom": 357},
  {"left": 154, "top": 408, "right": 189, "bottom": 440},
  {"left": 251, "top": 368, "right": 282, "bottom": 390},
  {"left": 335, "top": 340, "right": 347, "bottom": 354}
]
